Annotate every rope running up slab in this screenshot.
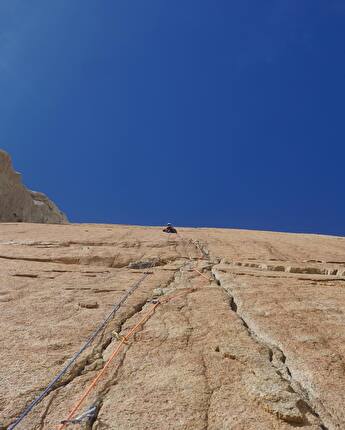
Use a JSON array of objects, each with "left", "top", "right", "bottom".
[
  {"left": 8, "top": 271, "right": 150, "bottom": 430},
  {"left": 57, "top": 288, "right": 195, "bottom": 430}
]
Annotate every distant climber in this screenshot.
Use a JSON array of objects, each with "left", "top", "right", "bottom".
[{"left": 163, "top": 223, "right": 177, "bottom": 234}]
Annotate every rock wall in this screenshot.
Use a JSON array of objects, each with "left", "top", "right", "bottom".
[
  {"left": 0, "top": 150, "right": 67, "bottom": 224},
  {"left": 2, "top": 223, "right": 345, "bottom": 429}
]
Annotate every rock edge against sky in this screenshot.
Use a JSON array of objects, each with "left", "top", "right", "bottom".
[{"left": 0, "top": 149, "right": 67, "bottom": 224}]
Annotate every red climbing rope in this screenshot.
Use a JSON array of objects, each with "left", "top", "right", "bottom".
[
  {"left": 192, "top": 267, "right": 212, "bottom": 281},
  {"left": 57, "top": 288, "right": 194, "bottom": 430},
  {"left": 58, "top": 231, "right": 212, "bottom": 429},
  {"left": 177, "top": 232, "right": 213, "bottom": 282}
]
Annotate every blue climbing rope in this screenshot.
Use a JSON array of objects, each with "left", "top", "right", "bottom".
[{"left": 8, "top": 271, "right": 150, "bottom": 430}]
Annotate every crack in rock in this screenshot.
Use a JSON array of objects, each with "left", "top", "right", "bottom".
[
  {"left": 229, "top": 260, "right": 345, "bottom": 278},
  {"left": 212, "top": 267, "right": 329, "bottom": 429},
  {"left": 54, "top": 265, "right": 187, "bottom": 430}
]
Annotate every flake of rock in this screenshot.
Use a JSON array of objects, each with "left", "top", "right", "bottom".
[{"left": 79, "top": 301, "right": 99, "bottom": 309}]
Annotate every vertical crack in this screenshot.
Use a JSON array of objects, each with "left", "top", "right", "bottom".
[
  {"left": 38, "top": 392, "right": 58, "bottom": 430},
  {"left": 201, "top": 355, "right": 212, "bottom": 430},
  {"left": 212, "top": 268, "right": 330, "bottom": 429},
  {"left": 89, "top": 263, "right": 188, "bottom": 429}
]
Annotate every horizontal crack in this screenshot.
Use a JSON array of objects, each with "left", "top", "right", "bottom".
[
  {"left": 0, "top": 254, "right": 206, "bottom": 269},
  {"left": 229, "top": 260, "right": 345, "bottom": 278}
]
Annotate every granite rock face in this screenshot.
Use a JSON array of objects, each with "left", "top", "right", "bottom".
[
  {"left": 0, "top": 150, "right": 67, "bottom": 224},
  {"left": 1, "top": 223, "right": 345, "bottom": 429}
]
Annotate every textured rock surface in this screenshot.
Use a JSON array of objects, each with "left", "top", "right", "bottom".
[
  {"left": 0, "top": 150, "right": 67, "bottom": 224},
  {"left": 1, "top": 223, "right": 345, "bottom": 429}
]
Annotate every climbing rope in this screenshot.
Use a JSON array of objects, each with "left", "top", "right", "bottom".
[
  {"left": 9, "top": 230, "right": 210, "bottom": 429},
  {"left": 57, "top": 288, "right": 195, "bottom": 430},
  {"left": 8, "top": 270, "right": 151, "bottom": 430},
  {"left": 177, "top": 232, "right": 213, "bottom": 282},
  {"left": 192, "top": 267, "right": 212, "bottom": 282},
  {"left": 57, "top": 233, "right": 213, "bottom": 429}
]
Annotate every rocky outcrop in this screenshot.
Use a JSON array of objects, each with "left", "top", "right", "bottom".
[
  {"left": 2, "top": 224, "right": 345, "bottom": 429},
  {"left": 0, "top": 150, "right": 67, "bottom": 224}
]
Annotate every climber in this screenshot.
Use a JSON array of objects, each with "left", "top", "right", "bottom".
[{"left": 163, "top": 223, "right": 177, "bottom": 234}]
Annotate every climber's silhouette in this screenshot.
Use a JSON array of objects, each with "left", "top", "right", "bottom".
[{"left": 163, "top": 223, "right": 177, "bottom": 234}]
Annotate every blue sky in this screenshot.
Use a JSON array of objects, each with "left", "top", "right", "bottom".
[{"left": 1, "top": 1, "right": 345, "bottom": 235}]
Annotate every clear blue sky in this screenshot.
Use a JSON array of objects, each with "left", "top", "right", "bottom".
[{"left": 1, "top": 1, "right": 345, "bottom": 235}]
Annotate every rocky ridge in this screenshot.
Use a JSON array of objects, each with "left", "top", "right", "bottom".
[
  {"left": 1, "top": 223, "right": 345, "bottom": 429},
  {"left": 0, "top": 150, "right": 67, "bottom": 224}
]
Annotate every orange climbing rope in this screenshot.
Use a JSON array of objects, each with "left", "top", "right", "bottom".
[
  {"left": 57, "top": 288, "right": 194, "bottom": 430},
  {"left": 58, "top": 232, "right": 212, "bottom": 429},
  {"left": 192, "top": 267, "right": 212, "bottom": 281},
  {"left": 177, "top": 232, "right": 213, "bottom": 282}
]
